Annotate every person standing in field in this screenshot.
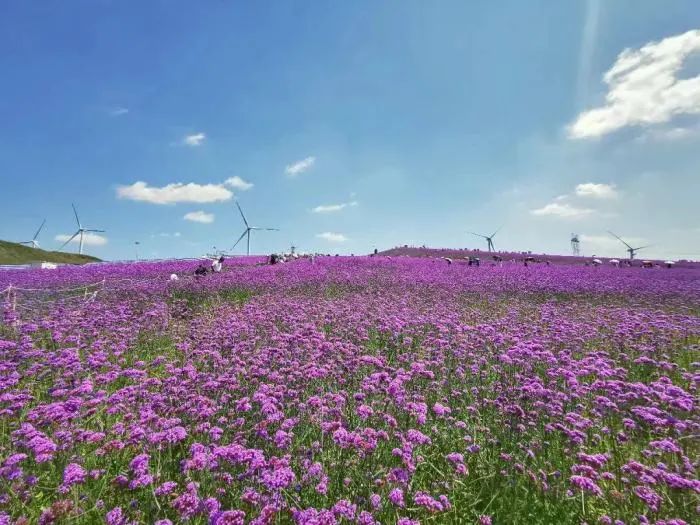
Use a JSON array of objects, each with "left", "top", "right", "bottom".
[{"left": 211, "top": 256, "right": 224, "bottom": 273}]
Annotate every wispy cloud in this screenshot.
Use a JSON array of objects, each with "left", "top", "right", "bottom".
[
  {"left": 109, "top": 107, "right": 129, "bottom": 117},
  {"left": 637, "top": 125, "right": 700, "bottom": 143},
  {"left": 184, "top": 211, "right": 214, "bottom": 224},
  {"left": 285, "top": 156, "right": 316, "bottom": 177},
  {"left": 116, "top": 181, "right": 232, "bottom": 205},
  {"left": 183, "top": 132, "right": 206, "bottom": 146},
  {"left": 311, "top": 200, "right": 358, "bottom": 213},
  {"left": 569, "top": 29, "right": 700, "bottom": 139},
  {"left": 55, "top": 233, "right": 108, "bottom": 246},
  {"left": 224, "top": 176, "right": 254, "bottom": 191},
  {"left": 152, "top": 232, "right": 182, "bottom": 238},
  {"left": 316, "top": 232, "right": 348, "bottom": 242},
  {"left": 575, "top": 182, "right": 618, "bottom": 199},
  {"left": 530, "top": 202, "right": 594, "bottom": 218}
]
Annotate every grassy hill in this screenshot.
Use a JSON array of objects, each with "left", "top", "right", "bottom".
[{"left": 0, "top": 240, "right": 101, "bottom": 265}]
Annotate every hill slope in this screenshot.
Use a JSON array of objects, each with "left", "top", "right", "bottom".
[{"left": 0, "top": 240, "right": 101, "bottom": 265}]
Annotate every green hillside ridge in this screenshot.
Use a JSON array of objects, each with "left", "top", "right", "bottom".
[{"left": 0, "top": 240, "right": 101, "bottom": 265}]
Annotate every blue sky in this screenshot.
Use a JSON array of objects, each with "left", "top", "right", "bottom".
[{"left": 1, "top": 1, "right": 699, "bottom": 260}]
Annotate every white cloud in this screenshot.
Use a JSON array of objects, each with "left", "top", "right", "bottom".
[
  {"left": 569, "top": 29, "right": 700, "bottom": 139},
  {"left": 152, "top": 232, "right": 182, "bottom": 238},
  {"left": 575, "top": 182, "right": 618, "bottom": 199},
  {"left": 110, "top": 107, "right": 129, "bottom": 117},
  {"left": 285, "top": 156, "right": 316, "bottom": 177},
  {"left": 55, "top": 233, "right": 108, "bottom": 246},
  {"left": 224, "top": 176, "right": 254, "bottom": 191},
  {"left": 116, "top": 181, "right": 232, "bottom": 205},
  {"left": 311, "top": 201, "right": 358, "bottom": 213},
  {"left": 530, "top": 202, "right": 594, "bottom": 218},
  {"left": 184, "top": 211, "right": 214, "bottom": 224},
  {"left": 316, "top": 232, "right": 348, "bottom": 242},
  {"left": 183, "top": 132, "right": 206, "bottom": 146}
]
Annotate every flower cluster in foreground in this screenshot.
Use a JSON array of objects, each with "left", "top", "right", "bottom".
[{"left": 0, "top": 256, "right": 698, "bottom": 524}]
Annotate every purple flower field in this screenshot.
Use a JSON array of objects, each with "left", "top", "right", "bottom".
[{"left": 0, "top": 257, "right": 698, "bottom": 524}]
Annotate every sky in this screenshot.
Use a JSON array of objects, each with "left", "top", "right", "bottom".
[{"left": 1, "top": 0, "right": 699, "bottom": 261}]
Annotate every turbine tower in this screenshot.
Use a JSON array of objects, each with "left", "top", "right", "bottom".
[
  {"left": 231, "top": 200, "right": 279, "bottom": 255},
  {"left": 19, "top": 219, "right": 46, "bottom": 249},
  {"left": 608, "top": 231, "right": 650, "bottom": 260},
  {"left": 468, "top": 226, "right": 502, "bottom": 252},
  {"left": 571, "top": 233, "right": 580, "bottom": 256},
  {"left": 59, "top": 204, "right": 105, "bottom": 255}
]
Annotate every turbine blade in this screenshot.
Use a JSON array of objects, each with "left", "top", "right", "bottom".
[
  {"left": 59, "top": 231, "right": 79, "bottom": 250},
  {"left": 634, "top": 245, "right": 651, "bottom": 251},
  {"left": 86, "top": 229, "right": 106, "bottom": 233},
  {"left": 72, "top": 204, "right": 81, "bottom": 228},
  {"left": 467, "top": 232, "right": 487, "bottom": 238},
  {"left": 235, "top": 200, "right": 249, "bottom": 228},
  {"left": 33, "top": 219, "right": 46, "bottom": 240},
  {"left": 231, "top": 230, "right": 247, "bottom": 250},
  {"left": 607, "top": 230, "right": 632, "bottom": 249},
  {"left": 491, "top": 225, "right": 503, "bottom": 238}
]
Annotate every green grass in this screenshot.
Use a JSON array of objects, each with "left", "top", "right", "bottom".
[{"left": 0, "top": 240, "right": 100, "bottom": 265}]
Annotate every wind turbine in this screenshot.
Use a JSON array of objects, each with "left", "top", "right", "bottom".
[
  {"left": 59, "top": 204, "right": 105, "bottom": 255},
  {"left": 571, "top": 233, "right": 580, "bottom": 256},
  {"left": 468, "top": 226, "right": 502, "bottom": 252},
  {"left": 231, "top": 200, "right": 279, "bottom": 255},
  {"left": 19, "top": 219, "right": 46, "bottom": 249},
  {"left": 608, "top": 231, "right": 650, "bottom": 260}
]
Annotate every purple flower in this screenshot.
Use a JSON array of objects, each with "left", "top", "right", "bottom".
[
  {"left": 106, "top": 507, "right": 127, "bottom": 525},
  {"left": 155, "top": 481, "right": 178, "bottom": 496},
  {"left": 62, "top": 463, "right": 86, "bottom": 488},
  {"left": 414, "top": 491, "right": 447, "bottom": 512},
  {"left": 433, "top": 402, "right": 452, "bottom": 416},
  {"left": 634, "top": 486, "right": 662, "bottom": 512},
  {"left": 210, "top": 510, "right": 246, "bottom": 525},
  {"left": 570, "top": 475, "right": 603, "bottom": 497},
  {"left": 389, "top": 488, "right": 405, "bottom": 507},
  {"left": 332, "top": 499, "right": 356, "bottom": 520}
]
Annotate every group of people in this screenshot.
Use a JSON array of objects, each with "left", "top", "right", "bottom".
[
  {"left": 194, "top": 255, "right": 225, "bottom": 277},
  {"left": 268, "top": 252, "right": 316, "bottom": 265}
]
